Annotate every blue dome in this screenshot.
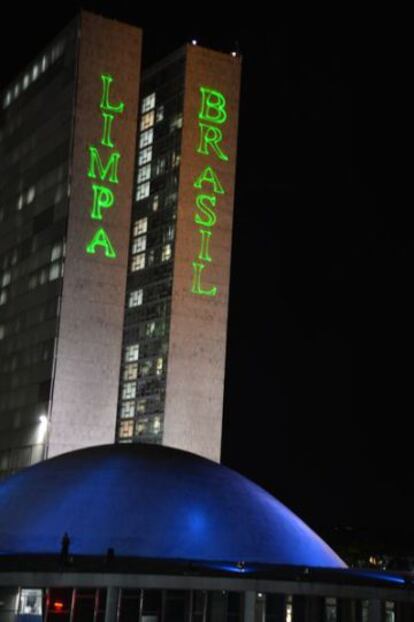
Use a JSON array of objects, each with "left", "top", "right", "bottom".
[{"left": 0, "top": 444, "right": 345, "bottom": 568}]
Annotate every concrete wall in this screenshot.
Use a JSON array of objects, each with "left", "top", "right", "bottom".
[
  {"left": 163, "top": 45, "right": 241, "bottom": 462},
  {"left": 48, "top": 12, "right": 141, "bottom": 456}
]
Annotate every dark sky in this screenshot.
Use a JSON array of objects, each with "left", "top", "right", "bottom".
[{"left": 1, "top": 6, "right": 409, "bottom": 538}]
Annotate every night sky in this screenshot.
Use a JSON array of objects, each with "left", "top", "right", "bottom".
[{"left": 1, "top": 6, "right": 409, "bottom": 540}]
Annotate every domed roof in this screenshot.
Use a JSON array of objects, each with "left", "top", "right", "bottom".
[{"left": 0, "top": 444, "right": 344, "bottom": 568}]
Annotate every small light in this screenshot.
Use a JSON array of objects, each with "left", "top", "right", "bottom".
[
  {"left": 53, "top": 601, "right": 64, "bottom": 611},
  {"left": 191, "top": 39, "right": 197, "bottom": 46},
  {"left": 39, "top": 415, "right": 48, "bottom": 425},
  {"left": 258, "top": 593, "right": 263, "bottom": 598},
  {"left": 231, "top": 51, "right": 237, "bottom": 58}
]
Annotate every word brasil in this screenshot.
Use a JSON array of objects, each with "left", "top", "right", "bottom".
[
  {"left": 192, "top": 86, "right": 229, "bottom": 297},
  {"left": 86, "top": 74, "right": 124, "bottom": 259}
]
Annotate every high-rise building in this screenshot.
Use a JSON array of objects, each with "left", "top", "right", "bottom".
[
  {"left": 0, "top": 12, "right": 142, "bottom": 476},
  {"left": 0, "top": 11, "right": 241, "bottom": 477},
  {"left": 116, "top": 45, "right": 241, "bottom": 462}
]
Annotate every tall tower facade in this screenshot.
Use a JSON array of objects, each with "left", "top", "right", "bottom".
[
  {"left": 0, "top": 12, "right": 142, "bottom": 475},
  {"left": 116, "top": 45, "right": 241, "bottom": 461}
]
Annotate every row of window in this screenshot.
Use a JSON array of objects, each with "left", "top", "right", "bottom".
[
  {"left": 118, "top": 415, "right": 162, "bottom": 440},
  {"left": 2, "top": 40, "right": 66, "bottom": 109}
]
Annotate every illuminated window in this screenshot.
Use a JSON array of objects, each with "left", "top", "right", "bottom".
[
  {"left": 156, "top": 105, "right": 164, "bottom": 123},
  {"left": 385, "top": 601, "right": 395, "bottom": 622},
  {"left": 26, "top": 186, "right": 36, "bottom": 204},
  {"left": 325, "top": 597, "right": 337, "bottom": 622},
  {"left": 139, "top": 360, "right": 152, "bottom": 376},
  {"left": 137, "top": 164, "right": 151, "bottom": 184},
  {"left": 18, "top": 589, "right": 43, "bottom": 615},
  {"left": 123, "top": 363, "right": 138, "bottom": 381},
  {"left": 131, "top": 253, "right": 145, "bottom": 272},
  {"left": 137, "top": 399, "right": 146, "bottom": 414},
  {"left": 132, "top": 235, "right": 146, "bottom": 255},
  {"left": 0, "top": 290, "right": 7, "bottom": 306},
  {"left": 152, "top": 194, "right": 159, "bottom": 212},
  {"left": 122, "top": 382, "right": 136, "bottom": 400},
  {"left": 23, "top": 74, "right": 30, "bottom": 90},
  {"left": 153, "top": 416, "right": 161, "bottom": 433},
  {"left": 49, "top": 262, "right": 61, "bottom": 281},
  {"left": 161, "top": 244, "right": 172, "bottom": 262},
  {"left": 2, "top": 271, "right": 11, "bottom": 287},
  {"left": 146, "top": 321, "right": 156, "bottom": 337},
  {"left": 133, "top": 217, "right": 148, "bottom": 236},
  {"left": 136, "top": 182, "right": 150, "bottom": 201},
  {"left": 32, "top": 64, "right": 39, "bottom": 80},
  {"left": 119, "top": 420, "right": 134, "bottom": 439},
  {"left": 128, "top": 289, "right": 143, "bottom": 307},
  {"left": 172, "top": 152, "right": 181, "bottom": 167},
  {"left": 285, "top": 596, "right": 293, "bottom": 622},
  {"left": 41, "top": 55, "right": 48, "bottom": 72},
  {"left": 136, "top": 418, "right": 149, "bottom": 436},
  {"left": 51, "top": 242, "right": 62, "bottom": 262},
  {"left": 139, "top": 146, "right": 152, "bottom": 165},
  {"left": 164, "top": 225, "right": 175, "bottom": 242},
  {"left": 155, "top": 357, "right": 163, "bottom": 376},
  {"left": 155, "top": 157, "right": 166, "bottom": 176},
  {"left": 142, "top": 93, "right": 156, "bottom": 113},
  {"left": 141, "top": 110, "right": 155, "bottom": 130},
  {"left": 120, "top": 401, "right": 134, "bottom": 418},
  {"left": 125, "top": 344, "right": 139, "bottom": 362},
  {"left": 170, "top": 113, "right": 183, "bottom": 132},
  {"left": 139, "top": 129, "right": 154, "bottom": 148}
]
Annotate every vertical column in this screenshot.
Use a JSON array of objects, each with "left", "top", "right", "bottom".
[
  {"left": 367, "top": 600, "right": 382, "bottom": 622},
  {"left": 104, "top": 587, "right": 120, "bottom": 622},
  {"left": 395, "top": 602, "right": 414, "bottom": 622},
  {"left": 243, "top": 591, "right": 255, "bottom": 622},
  {"left": 338, "top": 599, "right": 357, "bottom": 622}
]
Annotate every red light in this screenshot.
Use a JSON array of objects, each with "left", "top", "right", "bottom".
[{"left": 53, "top": 601, "right": 64, "bottom": 612}]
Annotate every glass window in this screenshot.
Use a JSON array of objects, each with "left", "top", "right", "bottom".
[
  {"left": 142, "top": 93, "right": 156, "bottom": 113},
  {"left": 131, "top": 253, "right": 146, "bottom": 272},
  {"left": 51, "top": 242, "right": 62, "bottom": 262},
  {"left": 137, "top": 164, "right": 151, "bottom": 184},
  {"left": 152, "top": 194, "right": 159, "bottom": 212},
  {"left": 124, "top": 363, "right": 138, "bottom": 381},
  {"left": 170, "top": 113, "right": 183, "bottom": 132},
  {"left": 2, "top": 271, "right": 11, "bottom": 287},
  {"left": 136, "top": 418, "right": 149, "bottom": 436},
  {"left": 153, "top": 416, "right": 161, "bottom": 433},
  {"left": 146, "top": 321, "right": 156, "bottom": 337},
  {"left": 132, "top": 235, "right": 146, "bottom": 255},
  {"left": 164, "top": 225, "right": 175, "bottom": 242},
  {"left": 161, "top": 244, "right": 172, "bottom": 262},
  {"left": 129, "top": 289, "right": 143, "bottom": 308},
  {"left": 119, "top": 420, "right": 134, "bottom": 439},
  {"left": 121, "top": 401, "right": 135, "bottom": 419},
  {"left": 18, "top": 589, "right": 43, "bottom": 615},
  {"left": 26, "top": 186, "right": 36, "bottom": 204},
  {"left": 155, "top": 157, "right": 166, "bottom": 176},
  {"left": 49, "top": 262, "right": 61, "bottom": 281},
  {"left": 133, "top": 217, "right": 148, "bottom": 236},
  {"left": 139, "top": 146, "right": 152, "bottom": 165},
  {"left": 125, "top": 344, "right": 139, "bottom": 362},
  {"left": 122, "top": 382, "right": 136, "bottom": 400},
  {"left": 155, "top": 357, "right": 163, "bottom": 376},
  {"left": 0, "top": 290, "right": 7, "bottom": 306},
  {"left": 156, "top": 105, "right": 164, "bottom": 123},
  {"left": 141, "top": 110, "right": 155, "bottom": 130},
  {"left": 139, "top": 129, "right": 154, "bottom": 148},
  {"left": 137, "top": 399, "right": 146, "bottom": 414},
  {"left": 136, "top": 182, "right": 150, "bottom": 201},
  {"left": 139, "top": 360, "right": 153, "bottom": 376}
]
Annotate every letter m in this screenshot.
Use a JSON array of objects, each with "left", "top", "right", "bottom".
[{"left": 88, "top": 146, "right": 121, "bottom": 184}]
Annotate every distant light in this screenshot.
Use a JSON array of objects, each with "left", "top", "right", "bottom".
[
  {"left": 231, "top": 51, "right": 237, "bottom": 58},
  {"left": 257, "top": 593, "right": 263, "bottom": 598},
  {"left": 191, "top": 40, "right": 197, "bottom": 46},
  {"left": 39, "top": 415, "right": 48, "bottom": 425},
  {"left": 53, "top": 601, "right": 64, "bottom": 611}
]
